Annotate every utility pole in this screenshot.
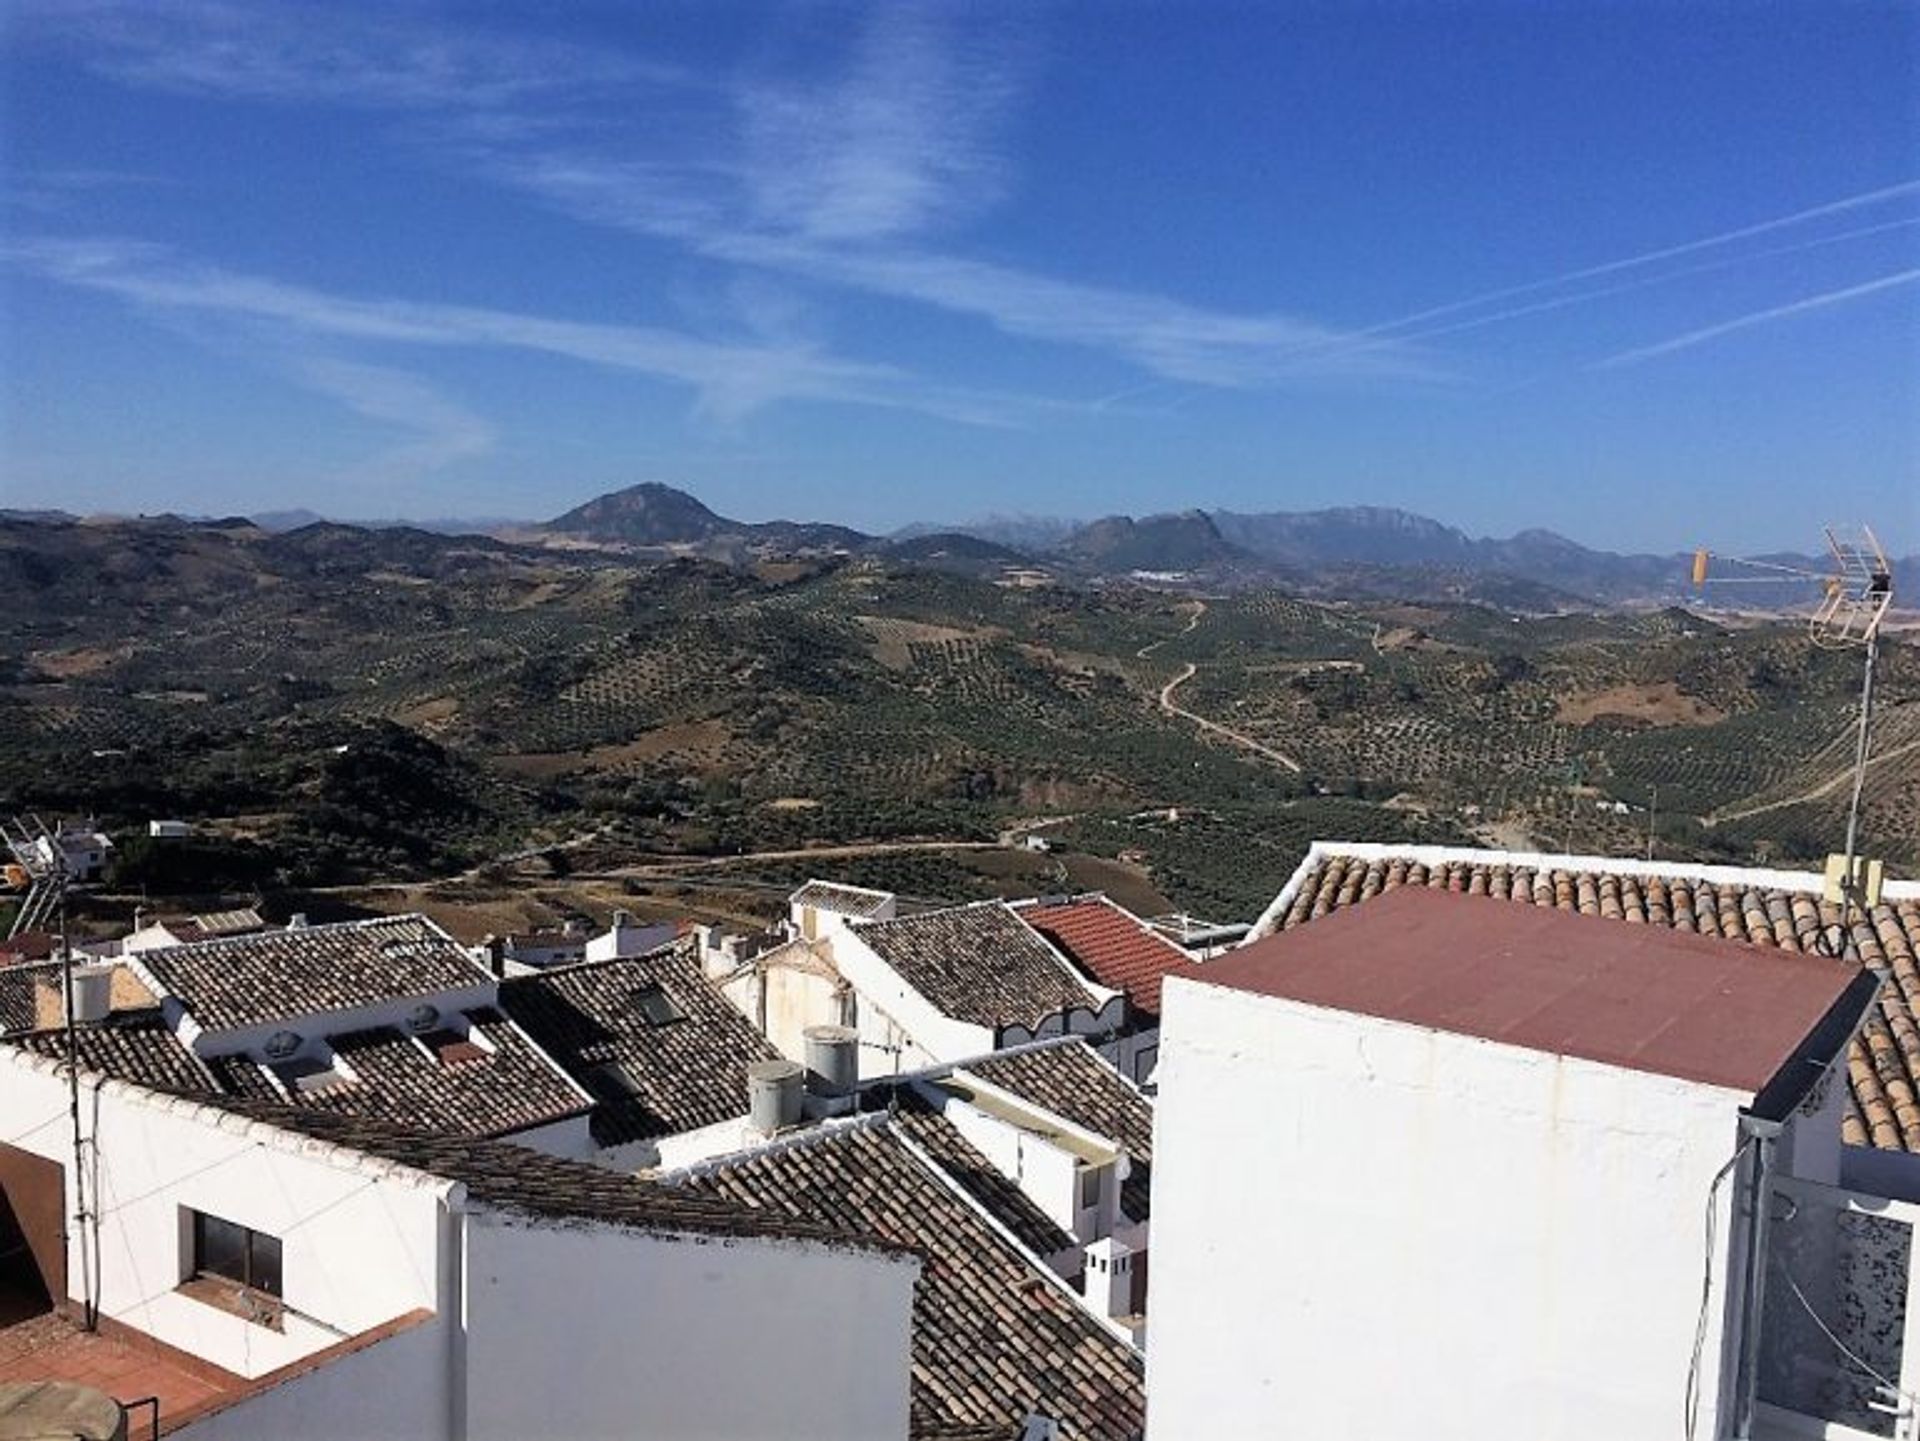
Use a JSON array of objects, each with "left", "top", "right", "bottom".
[{"left": 1647, "top": 784, "right": 1659, "bottom": 862}]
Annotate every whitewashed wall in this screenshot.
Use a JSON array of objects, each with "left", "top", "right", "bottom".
[
  {"left": 1146, "top": 974, "right": 1758, "bottom": 1441},
  {"left": 462, "top": 1211, "right": 917, "bottom": 1441},
  {"left": 174, "top": 1314, "right": 449, "bottom": 1440},
  {"left": 820, "top": 930, "right": 992, "bottom": 1074},
  {"left": 503, "top": 1111, "right": 597, "bottom": 1162},
  {"left": 0, "top": 1049, "right": 446, "bottom": 1381}
]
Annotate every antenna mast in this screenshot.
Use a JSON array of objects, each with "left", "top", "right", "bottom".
[
  {"left": 1693, "top": 525, "right": 1896, "bottom": 957},
  {"left": 5, "top": 815, "right": 97, "bottom": 1329}
]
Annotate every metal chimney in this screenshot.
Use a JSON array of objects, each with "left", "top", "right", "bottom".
[
  {"left": 803, "top": 1025, "right": 860, "bottom": 1097},
  {"left": 67, "top": 964, "right": 115, "bottom": 1025},
  {"left": 747, "top": 1059, "right": 804, "bottom": 1135}
]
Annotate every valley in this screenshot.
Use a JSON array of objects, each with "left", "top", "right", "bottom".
[{"left": 4, "top": 497, "right": 1915, "bottom": 934}]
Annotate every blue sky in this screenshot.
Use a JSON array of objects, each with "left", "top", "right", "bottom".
[{"left": 2, "top": 1, "right": 1916, "bottom": 552}]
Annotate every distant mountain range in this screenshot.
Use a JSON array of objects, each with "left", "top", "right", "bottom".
[
  {"left": 8, "top": 483, "right": 1912, "bottom": 612},
  {"left": 528, "top": 482, "right": 1918, "bottom": 609}
]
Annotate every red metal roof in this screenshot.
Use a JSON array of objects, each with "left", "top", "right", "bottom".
[
  {"left": 1021, "top": 897, "right": 1198, "bottom": 1017},
  {"left": 1192, "top": 886, "right": 1866, "bottom": 1094}
]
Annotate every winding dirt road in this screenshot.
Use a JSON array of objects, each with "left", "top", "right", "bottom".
[
  {"left": 1706, "top": 736, "right": 1920, "bottom": 826},
  {"left": 1140, "top": 600, "right": 1305, "bottom": 773}
]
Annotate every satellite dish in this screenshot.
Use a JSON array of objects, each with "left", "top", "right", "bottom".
[
  {"left": 406, "top": 1003, "right": 440, "bottom": 1033},
  {"left": 264, "top": 1030, "right": 303, "bottom": 1060}
]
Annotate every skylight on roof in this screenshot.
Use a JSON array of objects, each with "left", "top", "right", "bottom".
[{"left": 630, "top": 984, "right": 686, "bottom": 1027}]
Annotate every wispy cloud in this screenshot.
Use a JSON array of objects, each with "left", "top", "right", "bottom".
[
  {"left": 486, "top": 146, "right": 1441, "bottom": 385},
  {"left": 294, "top": 357, "right": 496, "bottom": 483},
  {"left": 1594, "top": 267, "right": 1920, "bottom": 368},
  {"left": 13, "top": 0, "right": 677, "bottom": 110},
  {"left": 29, "top": 0, "right": 1433, "bottom": 389},
  {"left": 1284, "top": 211, "right": 1920, "bottom": 375},
  {"left": 734, "top": 4, "right": 1028, "bottom": 243},
  {"left": 6, "top": 236, "right": 1058, "bottom": 427}
]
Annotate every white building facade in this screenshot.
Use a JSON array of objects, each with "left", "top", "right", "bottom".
[
  {"left": 1146, "top": 885, "right": 1876, "bottom": 1441},
  {"left": 0, "top": 1046, "right": 918, "bottom": 1438}
]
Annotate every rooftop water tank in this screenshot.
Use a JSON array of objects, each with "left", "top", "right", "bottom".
[
  {"left": 747, "top": 1059, "right": 804, "bottom": 1135},
  {"left": 67, "top": 964, "right": 116, "bottom": 1026},
  {"left": 803, "top": 1025, "right": 860, "bottom": 1097}
]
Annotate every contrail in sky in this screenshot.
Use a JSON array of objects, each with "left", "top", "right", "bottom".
[
  {"left": 1593, "top": 267, "right": 1920, "bottom": 368},
  {"left": 1372, "top": 177, "right": 1920, "bottom": 335}
]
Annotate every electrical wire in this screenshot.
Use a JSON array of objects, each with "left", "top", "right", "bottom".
[
  {"left": 1782, "top": 1270, "right": 1920, "bottom": 1417},
  {"left": 1686, "top": 1139, "right": 1753, "bottom": 1441}
]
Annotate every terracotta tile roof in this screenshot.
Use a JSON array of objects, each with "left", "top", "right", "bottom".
[
  {"left": 1017, "top": 897, "right": 1197, "bottom": 1018},
  {"left": 0, "top": 964, "right": 48, "bottom": 1034},
  {"left": 187, "top": 907, "right": 266, "bottom": 938},
  {"left": 965, "top": 1043, "right": 1155, "bottom": 1222},
  {"left": 888, "top": 1088, "right": 1076, "bottom": 1257},
  {"left": 243, "top": 1101, "right": 903, "bottom": 1248},
  {"left": 133, "top": 915, "right": 485, "bottom": 1032},
  {"left": 252, "top": 1008, "right": 588, "bottom": 1138},
  {"left": 790, "top": 880, "right": 896, "bottom": 918},
  {"left": 10, "top": 1002, "right": 590, "bottom": 1139},
  {"left": 1261, "top": 845, "right": 1920, "bottom": 1151},
  {"left": 854, "top": 903, "right": 1106, "bottom": 1030},
  {"left": 0, "top": 932, "right": 56, "bottom": 963},
  {"left": 16, "top": 1010, "right": 216, "bottom": 1095},
  {"left": 499, "top": 942, "right": 781, "bottom": 1146},
  {"left": 675, "top": 1120, "right": 1144, "bottom": 1441}
]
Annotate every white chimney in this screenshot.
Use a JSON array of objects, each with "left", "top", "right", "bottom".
[{"left": 1082, "top": 1235, "right": 1135, "bottom": 1321}]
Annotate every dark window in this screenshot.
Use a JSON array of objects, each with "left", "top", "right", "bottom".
[
  {"left": 270, "top": 1055, "right": 349, "bottom": 1095},
  {"left": 192, "top": 1211, "right": 282, "bottom": 1298},
  {"left": 586, "top": 1062, "right": 642, "bottom": 1100},
  {"left": 630, "top": 985, "right": 686, "bottom": 1027}
]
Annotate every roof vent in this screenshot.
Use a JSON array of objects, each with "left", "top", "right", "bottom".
[{"left": 263, "top": 1029, "right": 303, "bottom": 1060}]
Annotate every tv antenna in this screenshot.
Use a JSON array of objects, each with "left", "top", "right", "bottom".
[
  {"left": 5, "top": 814, "right": 97, "bottom": 1329},
  {"left": 4, "top": 814, "right": 69, "bottom": 940},
  {"left": 1692, "top": 526, "right": 1896, "bottom": 956}
]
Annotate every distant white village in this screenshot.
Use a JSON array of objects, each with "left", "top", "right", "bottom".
[{"left": 3, "top": 825, "right": 1920, "bottom": 1439}]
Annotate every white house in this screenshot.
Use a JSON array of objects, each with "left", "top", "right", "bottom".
[
  {"left": 0, "top": 1046, "right": 919, "bottom": 1438},
  {"left": 1146, "top": 881, "right": 1883, "bottom": 1441},
  {"left": 4, "top": 914, "right": 602, "bottom": 1160},
  {"left": 584, "top": 908, "right": 677, "bottom": 963},
  {"left": 498, "top": 940, "right": 795, "bottom": 1171},
  {"left": 24, "top": 823, "right": 112, "bottom": 882},
  {"left": 667, "top": 1110, "right": 1146, "bottom": 1440},
  {"left": 714, "top": 883, "right": 1132, "bottom": 1082}
]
